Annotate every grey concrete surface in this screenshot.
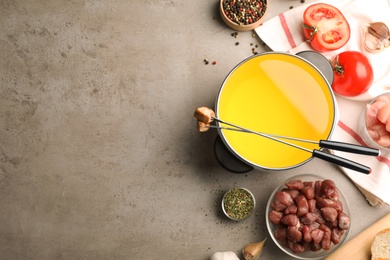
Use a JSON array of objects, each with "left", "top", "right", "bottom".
[{"left": 0, "top": 0, "right": 389, "bottom": 259}]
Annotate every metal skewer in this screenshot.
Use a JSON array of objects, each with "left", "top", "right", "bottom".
[
  {"left": 211, "top": 117, "right": 375, "bottom": 174},
  {"left": 211, "top": 118, "right": 313, "bottom": 153},
  {"left": 210, "top": 119, "right": 380, "bottom": 156},
  {"left": 208, "top": 125, "right": 317, "bottom": 143}
]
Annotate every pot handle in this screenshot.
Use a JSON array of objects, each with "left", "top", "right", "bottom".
[{"left": 312, "top": 150, "right": 371, "bottom": 174}]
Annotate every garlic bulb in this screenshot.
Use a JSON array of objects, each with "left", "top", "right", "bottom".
[
  {"left": 210, "top": 251, "right": 240, "bottom": 260},
  {"left": 363, "top": 22, "right": 390, "bottom": 53},
  {"left": 242, "top": 238, "right": 267, "bottom": 260}
]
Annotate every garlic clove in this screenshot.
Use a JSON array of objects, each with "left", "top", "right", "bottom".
[
  {"left": 364, "top": 32, "right": 384, "bottom": 53},
  {"left": 210, "top": 251, "right": 240, "bottom": 260},
  {"left": 242, "top": 238, "right": 267, "bottom": 260},
  {"left": 363, "top": 22, "right": 390, "bottom": 53},
  {"left": 368, "top": 22, "right": 390, "bottom": 39}
]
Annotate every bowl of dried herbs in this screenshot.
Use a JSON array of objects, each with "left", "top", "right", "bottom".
[
  {"left": 222, "top": 187, "right": 256, "bottom": 221},
  {"left": 220, "top": 0, "right": 268, "bottom": 31}
]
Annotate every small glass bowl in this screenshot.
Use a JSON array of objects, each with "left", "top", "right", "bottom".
[
  {"left": 222, "top": 187, "right": 256, "bottom": 221},
  {"left": 358, "top": 92, "right": 390, "bottom": 154},
  {"left": 266, "top": 174, "right": 350, "bottom": 260}
]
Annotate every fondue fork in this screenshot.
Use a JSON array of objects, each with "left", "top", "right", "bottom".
[
  {"left": 211, "top": 117, "right": 379, "bottom": 174},
  {"left": 208, "top": 125, "right": 379, "bottom": 156}
]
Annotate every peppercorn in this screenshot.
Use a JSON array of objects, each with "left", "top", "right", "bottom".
[
  {"left": 235, "top": 42, "right": 240, "bottom": 45},
  {"left": 222, "top": 0, "right": 267, "bottom": 26}
]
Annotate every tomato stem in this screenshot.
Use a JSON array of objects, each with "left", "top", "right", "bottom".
[
  {"left": 303, "top": 24, "right": 318, "bottom": 43},
  {"left": 331, "top": 55, "right": 344, "bottom": 75}
]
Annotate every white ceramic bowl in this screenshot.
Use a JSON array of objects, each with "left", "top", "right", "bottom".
[
  {"left": 222, "top": 187, "right": 256, "bottom": 221},
  {"left": 266, "top": 174, "right": 350, "bottom": 259}
]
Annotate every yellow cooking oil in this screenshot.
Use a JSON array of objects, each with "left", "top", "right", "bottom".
[{"left": 217, "top": 53, "right": 336, "bottom": 169}]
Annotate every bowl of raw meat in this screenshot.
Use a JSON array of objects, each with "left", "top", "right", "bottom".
[
  {"left": 359, "top": 92, "right": 390, "bottom": 153},
  {"left": 266, "top": 174, "right": 351, "bottom": 259}
]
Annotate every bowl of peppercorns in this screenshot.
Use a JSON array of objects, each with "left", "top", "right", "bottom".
[{"left": 220, "top": 0, "right": 268, "bottom": 31}]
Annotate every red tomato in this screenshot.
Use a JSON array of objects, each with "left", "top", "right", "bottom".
[
  {"left": 331, "top": 51, "right": 374, "bottom": 97},
  {"left": 303, "top": 3, "right": 350, "bottom": 52}
]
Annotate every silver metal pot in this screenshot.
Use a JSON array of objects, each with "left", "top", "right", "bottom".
[{"left": 214, "top": 52, "right": 338, "bottom": 171}]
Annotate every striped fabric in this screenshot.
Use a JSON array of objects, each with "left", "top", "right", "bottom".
[{"left": 255, "top": 0, "right": 390, "bottom": 206}]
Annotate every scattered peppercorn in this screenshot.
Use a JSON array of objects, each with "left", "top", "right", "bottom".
[
  {"left": 203, "top": 58, "right": 209, "bottom": 65},
  {"left": 290, "top": 6, "right": 294, "bottom": 9},
  {"left": 235, "top": 42, "right": 240, "bottom": 45},
  {"left": 301, "top": 0, "right": 305, "bottom": 3}
]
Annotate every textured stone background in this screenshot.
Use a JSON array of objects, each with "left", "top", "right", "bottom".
[{"left": 0, "top": 1, "right": 389, "bottom": 259}]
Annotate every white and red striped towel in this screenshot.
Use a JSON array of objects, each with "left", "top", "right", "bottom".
[{"left": 255, "top": 0, "right": 390, "bottom": 206}]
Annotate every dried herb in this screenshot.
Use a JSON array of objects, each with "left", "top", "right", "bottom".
[
  {"left": 222, "top": 0, "right": 267, "bottom": 26},
  {"left": 223, "top": 188, "right": 254, "bottom": 220}
]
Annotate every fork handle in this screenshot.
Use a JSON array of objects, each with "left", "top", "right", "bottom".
[
  {"left": 313, "top": 149, "right": 371, "bottom": 174},
  {"left": 319, "top": 140, "right": 380, "bottom": 156}
]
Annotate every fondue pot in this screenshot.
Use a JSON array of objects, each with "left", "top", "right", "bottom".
[
  {"left": 215, "top": 52, "right": 338, "bottom": 172},
  {"left": 211, "top": 52, "right": 378, "bottom": 174}
]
